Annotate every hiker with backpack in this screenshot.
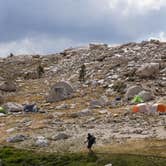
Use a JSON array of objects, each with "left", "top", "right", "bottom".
[{"left": 85, "top": 133, "right": 96, "bottom": 152}]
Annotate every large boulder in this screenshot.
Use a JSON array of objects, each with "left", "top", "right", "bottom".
[
  {"left": 125, "top": 85, "right": 142, "bottom": 100},
  {"left": 3, "top": 102, "right": 23, "bottom": 113},
  {"left": 0, "top": 81, "right": 17, "bottom": 92},
  {"left": 46, "top": 82, "right": 74, "bottom": 102},
  {"left": 136, "top": 63, "right": 159, "bottom": 78},
  {"left": 6, "top": 134, "right": 27, "bottom": 143},
  {"left": 138, "top": 91, "right": 154, "bottom": 102}
]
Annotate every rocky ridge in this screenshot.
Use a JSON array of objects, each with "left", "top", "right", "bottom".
[{"left": 0, "top": 39, "right": 165, "bottom": 153}]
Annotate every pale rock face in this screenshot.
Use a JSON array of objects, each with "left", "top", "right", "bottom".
[
  {"left": 136, "top": 63, "right": 159, "bottom": 78},
  {"left": 70, "top": 108, "right": 93, "bottom": 118}
]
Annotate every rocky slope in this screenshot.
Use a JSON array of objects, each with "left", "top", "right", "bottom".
[{"left": 0, "top": 40, "right": 165, "bottom": 155}]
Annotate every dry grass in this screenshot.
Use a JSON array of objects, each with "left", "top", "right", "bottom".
[{"left": 96, "top": 139, "right": 166, "bottom": 157}]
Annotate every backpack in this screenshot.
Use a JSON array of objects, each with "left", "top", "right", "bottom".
[{"left": 91, "top": 136, "right": 96, "bottom": 144}]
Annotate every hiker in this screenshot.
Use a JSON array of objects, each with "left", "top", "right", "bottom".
[
  {"left": 79, "top": 64, "right": 86, "bottom": 82},
  {"left": 37, "top": 64, "right": 44, "bottom": 78},
  {"left": 9, "top": 53, "right": 14, "bottom": 57},
  {"left": 85, "top": 133, "right": 96, "bottom": 152}
]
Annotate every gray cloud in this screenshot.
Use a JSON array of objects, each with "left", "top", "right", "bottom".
[{"left": 0, "top": 0, "right": 166, "bottom": 56}]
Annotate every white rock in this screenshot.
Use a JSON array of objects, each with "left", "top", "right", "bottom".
[
  {"left": 6, "top": 128, "right": 16, "bottom": 133},
  {"left": 0, "top": 113, "right": 6, "bottom": 117},
  {"left": 105, "top": 163, "right": 112, "bottom": 166},
  {"left": 98, "top": 109, "right": 108, "bottom": 114},
  {"left": 35, "top": 136, "right": 48, "bottom": 147}
]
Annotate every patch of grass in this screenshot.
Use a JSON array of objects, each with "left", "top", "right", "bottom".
[{"left": 0, "top": 147, "right": 166, "bottom": 166}]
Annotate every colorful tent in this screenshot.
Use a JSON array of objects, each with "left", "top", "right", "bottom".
[
  {"left": 132, "top": 103, "right": 166, "bottom": 113},
  {"left": 151, "top": 104, "right": 166, "bottom": 113},
  {"left": 0, "top": 106, "right": 6, "bottom": 114},
  {"left": 132, "top": 103, "right": 148, "bottom": 113}
]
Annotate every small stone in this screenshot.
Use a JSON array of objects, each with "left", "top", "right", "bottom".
[
  {"left": 89, "top": 100, "right": 103, "bottom": 109},
  {"left": 70, "top": 104, "right": 76, "bottom": 109},
  {"left": 133, "top": 128, "right": 143, "bottom": 134},
  {"left": 113, "top": 114, "right": 118, "bottom": 118},
  {"left": 6, "top": 128, "right": 16, "bottom": 133},
  {"left": 6, "top": 134, "right": 27, "bottom": 143},
  {"left": 56, "top": 103, "right": 69, "bottom": 110},
  {"left": 98, "top": 109, "right": 108, "bottom": 114},
  {"left": 70, "top": 109, "right": 92, "bottom": 117},
  {"left": 141, "top": 131, "right": 149, "bottom": 135},
  {"left": 35, "top": 136, "right": 48, "bottom": 147},
  {"left": 105, "top": 163, "right": 112, "bottom": 166},
  {"left": 79, "top": 108, "right": 92, "bottom": 116},
  {"left": 52, "top": 133, "right": 70, "bottom": 141}
]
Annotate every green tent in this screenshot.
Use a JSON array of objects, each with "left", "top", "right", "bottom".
[
  {"left": 132, "top": 95, "right": 144, "bottom": 103},
  {"left": 0, "top": 106, "right": 6, "bottom": 114}
]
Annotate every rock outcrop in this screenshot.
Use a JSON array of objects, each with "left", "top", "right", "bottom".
[
  {"left": 125, "top": 86, "right": 142, "bottom": 100},
  {"left": 0, "top": 81, "right": 17, "bottom": 92},
  {"left": 46, "top": 82, "right": 74, "bottom": 103},
  {"left": 136, "top": 63, "right": 160, "bottom": 78}
]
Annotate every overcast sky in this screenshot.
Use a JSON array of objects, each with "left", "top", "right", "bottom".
[{"left": 0, "top": 0, "right": 166, "bottom": 57}]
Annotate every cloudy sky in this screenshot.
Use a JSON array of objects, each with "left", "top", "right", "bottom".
[{"left": 0, "top": 0, "right": 166, "bottom": 57}]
